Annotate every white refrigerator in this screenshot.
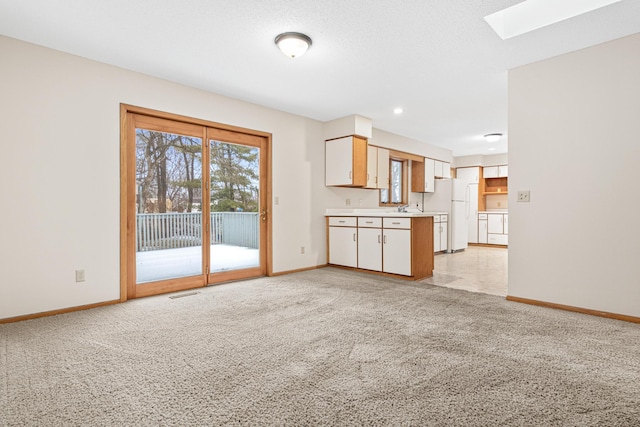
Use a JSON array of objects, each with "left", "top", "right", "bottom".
[
  {"left": 455, "top": 167, "right": 480, "bottom": 244},
  {"left": 450, "top": 179, "right": 469, "bottom": 252}
]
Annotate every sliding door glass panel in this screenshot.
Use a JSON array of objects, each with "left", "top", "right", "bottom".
[
  {"left": 209, "top": 140, "right": 260, "bottom": 273},
  {"left": 135, "top": 129, "right": 203, "bottom": 283}
]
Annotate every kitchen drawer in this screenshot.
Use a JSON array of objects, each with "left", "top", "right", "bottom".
[
  {"left": 383, "top": 217, "right": 411, "bottom": 229},
  {"left": 440, "top": 214, "right": 448, "bottom": 222},
  {"left": 478, "top": 213, "right": 488, "bottom": 220},
  {"left": 488, "top": 234, "right": 508, "bottom": 245},
  {"left": 432, "top": 215, "right": 441, "bottom": 222},
  {"left": 358, "top": 217, "right": 382, "bottom": 228},
  {"left": 328, "top": 217, "right": 357, "bottom": 227}
]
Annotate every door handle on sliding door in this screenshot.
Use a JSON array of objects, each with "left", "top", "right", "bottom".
[{"left": 260, "top": 209, "right": 268, "bottom": 222}]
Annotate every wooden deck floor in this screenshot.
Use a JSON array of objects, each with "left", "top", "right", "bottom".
[{"left": 136, "top": 244, "right": 259, "bottom": 283}]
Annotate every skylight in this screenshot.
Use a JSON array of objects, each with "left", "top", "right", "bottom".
[{"left": 484, "top": 0, "right": 624, "bottom": 40}]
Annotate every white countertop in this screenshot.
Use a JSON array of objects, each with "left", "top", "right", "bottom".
[
  {"left": 479, "top": 210, "right": 509, "bottom": 214},
  {"left": 325, "top": 208, "right": 446, "bottom": 218}
]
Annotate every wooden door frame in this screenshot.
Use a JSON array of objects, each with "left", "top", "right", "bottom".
[{"left": 119, "top": 104, "right": 273, "bottom": 302}]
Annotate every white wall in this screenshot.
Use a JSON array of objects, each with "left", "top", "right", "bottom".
[
  {"left": 372, "top": 128, "right": 453, "bottom": 163},
  {"left": 0, "top": 36, "right": 328, "bottom": 319},
  {"left": 453, "top": 153, "right": 508, "bottom": 168},
  {"left": 508, "top": 33, "right": 640, "bottom": 317}
]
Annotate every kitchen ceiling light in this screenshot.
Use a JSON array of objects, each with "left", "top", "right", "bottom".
[
  {"left": 393, "top": 107, "right": 403, "bottom": 114},
  {"left": 275, "top": 32, "right": 312, "bottom": 58},
  {"left": 484, "top": 133, "right": 502, "bottom": 143}
]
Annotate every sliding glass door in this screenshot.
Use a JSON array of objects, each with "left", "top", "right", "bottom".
[
  {"left": 206, "top": 128, "right": 267, "bottom": 285},
  {"left": 122, "top": 108, "right": 269, "bottom": 299}
]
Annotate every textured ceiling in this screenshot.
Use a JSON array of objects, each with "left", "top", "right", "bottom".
[{"left": 1, "top": 0, "right": 639, "bottom": 156}]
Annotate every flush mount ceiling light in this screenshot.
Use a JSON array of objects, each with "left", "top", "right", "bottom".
[
  {"left": 484, "top": 133, "right": 502, "bottom": 143},
  {"left": 275, "top": 32, "right": 312, "bottom": 58},
  {"left": 484, "top": 0, "right": 624, "bottom": 40},
  {"left": 393, "top": 107, "right": 403, "bottom": 114}
]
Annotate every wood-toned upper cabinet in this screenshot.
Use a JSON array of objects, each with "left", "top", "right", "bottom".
[{"left": 325, "top": 136, "right": 367, "bottom": 187}]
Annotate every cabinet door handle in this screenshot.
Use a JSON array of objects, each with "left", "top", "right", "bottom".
[
  {"left": 378, "top": 235, "right": 381, "bottom": 243},
  {"left": 349, "top": 171, "right": 352, "bottom": 180},
  {"left": 383, "top": 235, "right": 387, "bottom": 244},
  {"left": 353, "top": 233, "right": 356, "bottom": 242}
]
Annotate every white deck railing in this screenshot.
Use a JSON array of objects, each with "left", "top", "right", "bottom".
[{"left": 136, "top": 212, "right": 259, "bottom": 251}]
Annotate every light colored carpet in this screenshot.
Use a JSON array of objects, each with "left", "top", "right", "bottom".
[{"left": 1, "top": 267, "right": 639, "bottom": 426}]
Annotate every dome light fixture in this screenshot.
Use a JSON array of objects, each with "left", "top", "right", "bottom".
[
  {"left": 484, "top": 133, "right": 502, "bottom": 143},
  {"left": 275, "top": 32, "right": 312, "bottom": 58}
]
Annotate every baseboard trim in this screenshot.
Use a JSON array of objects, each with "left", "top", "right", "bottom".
[
  {"left": 0, "top": 300, "right": 121, "bottom": 324},
  {"left": 506, "top": 295, "right": 640, "bottom": 324},
  {"left": 269, "top": 264, "right": 328, "bottom": 277},
  {"left": 469, "top": 243, "right": 508, "bottom": 249}
]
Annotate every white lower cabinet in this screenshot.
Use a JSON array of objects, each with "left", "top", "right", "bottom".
[
  {"left": 383, "top": 228, "right": 411, "bottom": 276},
  {"left": 382, "top": 217, "right": 412, "bottom": 276},
  {"left": 478, "top": 214, "right": 488, "bottom": 244},
  {"left": 479, "top": 213, "right": 508, "bottom": 245},
  {"left": 327, "top": 215, "right": 434, "bottom": 279},
  {"left": 328, "top": 217, "right": 358, "bottom": 267},
  {"left": 433, "top": 214, "right": 448, "bottom": 253},
  {"left": 357, "top": 218, "right": 382, "bottom": 271}
]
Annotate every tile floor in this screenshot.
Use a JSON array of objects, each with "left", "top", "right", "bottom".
[{"left": 421, "top": 245, "right": 508, "bottom": 296}]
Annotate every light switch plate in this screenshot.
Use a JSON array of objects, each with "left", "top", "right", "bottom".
[{"left": 517, "top": 190, "right": 530, "bottom": 202}]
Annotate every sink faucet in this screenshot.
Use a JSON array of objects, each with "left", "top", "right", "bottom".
[{"left": 397, "top": 204, "right": 409, "bottom": 213}]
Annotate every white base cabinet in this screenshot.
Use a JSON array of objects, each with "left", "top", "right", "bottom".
[
  {"left": 478, "top": 212, "right": 508, "bottom": 246},
  {"left": 357, "top": 219, "right": 382, "bottom": 271},
  {"left": 328, "top": 217, "right": 358, "bottom": 267},
  {"left": 478, "top": 214, "right": 488, "bottom": 244},
  {"left": 433, "top": 214, "right": 448, "bottom": 253},
  {"left": 327, "top": 215, "right": 434, "bottom": 280},
  {"left": 383, "top": 228, "right": 412, "bottom": 276}
]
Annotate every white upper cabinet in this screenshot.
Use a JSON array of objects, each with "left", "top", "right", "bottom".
[
  {"left": 365, "top": 146, "right": 390, "bottom": 189},
  {"left": 411, "top": 158, "right": 435, "bottom": 193},
  {"left": 483, "top": 165, "right": 508, "bottom": 178},
  {"left": 425, "top": 159, "right": 435, "bottom": 192},
  {"left": 434, "top": 160, "right": 443, "bottom": 179},
  {"left": 441, "top": 162, "right": 451, "bottom": 178},
  {"left": 434, "top": 161, "right": 451, "bottom": 179},
  {"left": 325, "top": 136, "right": 367, "bottom": 187},
  {"left": 377, "top": 148, "right": 390, "bottom": 189},
  {"left": 366, "top": 145, "right": 378, "bottom": 189},
  {"left": 456, "top": 167, "right": 480, "bottom": 183}
]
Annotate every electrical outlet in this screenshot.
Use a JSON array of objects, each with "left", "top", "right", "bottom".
[
  {"left": 517, "top": 190, "right": 531, "bottom": 202},
  {"left": 75, "top": 269, "right": 85, "bottom": 282},
  {"left": 300, "top": 246, "right": 305, "bottom": 254},
  {"left": 274, "top": 196, "right": 279, "bottom": 205},
  {"left": 346, "top": 198, "right": 351, "bottom": 206}
]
